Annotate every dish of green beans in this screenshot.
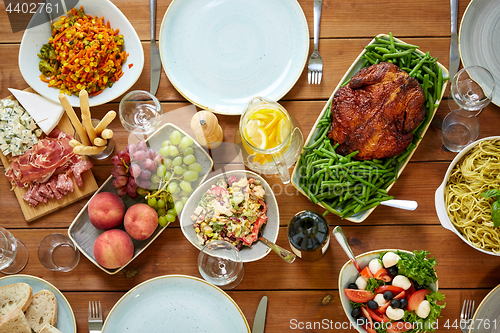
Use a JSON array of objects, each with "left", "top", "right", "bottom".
[{"left": 293, "top": 34, "right": 448, "bottom": 221}]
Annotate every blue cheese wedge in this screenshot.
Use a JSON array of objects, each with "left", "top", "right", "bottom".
[
  {"left": 8, "top": 88, "right": 64, "bottom": 135},
  {"left": 0, "top": 98, "right": 41, "bottom": 156}
]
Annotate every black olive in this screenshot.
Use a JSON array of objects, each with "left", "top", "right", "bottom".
[
  {"left": 367, "top": 300, "right": 378, "bottom": 310},
  {"left": 387, "top": 265, "right": 398, "bottom": 277},
  {"left": 348, "top": 283, "right": 359, "bottom": 290},
  {"left": 390, "top": 299, "right": 401, "bottom": 308},
  {"left": 399, "top": 298, "right": 408, "bottom": 309},
  {"left": 351, "top": 307, "right": 363, "bottom": 318},
  {"left": 413, "top": 280, "right": 425, "bottom": 290},
  {"left": 383, "top": 291, "right": 394, "bottom": 300},
  {"left": 355, "top": 316, "right": 368, "bottom": 326}
]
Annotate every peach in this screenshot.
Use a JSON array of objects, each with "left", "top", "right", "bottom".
[
  {"left": 93, "top": 229, "right": 134, "bottom": 269},
  {"left": 88, "top": 192, "right": 126, "bottom": 230},
  {"left": 124, "top": 203, "right": 158, "bottom": 241}
]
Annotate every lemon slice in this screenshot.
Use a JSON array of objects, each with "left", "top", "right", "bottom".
[
  {"left": 245, "top": 119, "right": 261, "bottom": 140},
  {"left": 277, "top": 119, "right": 291, "bottom": 143},
  {"left": 248, "top": 128, "right": 267, "bottom": 149}
]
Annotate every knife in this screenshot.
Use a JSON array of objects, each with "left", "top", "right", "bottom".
[
  {"left": 449, "top": 0, "right": 460, "bottom": 80},
  {"left": 252, "top": 296, "right": 268, "bottom": 333},
  {"left": 150, "top": 0, "right": 161, "bottom": 96}
]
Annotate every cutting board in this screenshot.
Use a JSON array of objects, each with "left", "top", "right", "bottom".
[{"left": 0, "top": 88, "right": 98, "bottom": 222}]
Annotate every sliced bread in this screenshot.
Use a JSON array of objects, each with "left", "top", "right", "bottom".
[
  {"left": 39, "top": 323, "right": 63, "bottom": 333},
  {"left": 0, "top": 282, "right": 33, "bottom": 316},
  {"left": 25, "top": 289, "right": 58, "bottom": 333},
  {"left": 0, "top": 307, "right": 32, "bottom": 333}
]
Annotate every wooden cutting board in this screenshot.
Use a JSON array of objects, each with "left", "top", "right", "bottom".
[{"left": 0, "top": 88, "right": 98, "bottom": 222}]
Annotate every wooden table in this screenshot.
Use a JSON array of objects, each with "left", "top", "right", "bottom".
[{"left": 1, "top": 0, "right": 499, "bottom": 331}]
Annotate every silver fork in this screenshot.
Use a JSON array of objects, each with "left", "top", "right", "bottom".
[
  {"left": 460, "top": 299, "right": 475, "bottom": 333},
  {"left": 308, "top": 0, "right": 323, "bottom": 84},
  {"left": 89, "top": 301, "right": 103, "bottom": 333}
]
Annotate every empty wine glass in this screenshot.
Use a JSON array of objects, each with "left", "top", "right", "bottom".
[
  {"left": 198, "top": 240, "right": 244, "bottom": 290},
  {"left": 119, "top": 90, "right": 163, "bottom": 135},
  {"left": 451, "top": 66, "right": 495, "bottom": 116},
  {"left": 0, "top": 227, "right": 29, "bottom": 275}
]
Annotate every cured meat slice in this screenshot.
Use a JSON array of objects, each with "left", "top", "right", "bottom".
[
  {"left": 22, "top": 187, "right": 39, "bottom": 207},
  {"left": 72, "top": 160, "right": 93, "bottom": 187},
  {"left": 55, "top": 174, "right": 74, "bottom": 195},
  {"left": 38, "top": 183, "right": 54, "bottom": 199},
  {"left": 46, "top": 177, "right": 63, "bottom": 200}
]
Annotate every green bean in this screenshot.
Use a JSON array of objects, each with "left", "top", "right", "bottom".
[
  {"left": 422, "top": 65, "right": 437, "bottom": 79},
  {"left": 320, "top": 201, "right": 342, "bottom": 217},
  {"left": 382, "top": 49, "right": 413, "bottom": 61},
  {"left": 303, "top": 127, "right": 328, "bottom": 151},
  {"left": 374, "top": 46, "right": 391, "bottom": 54},
  {"left": 435, "top": 65, "right": 443, "bottom": 101}
]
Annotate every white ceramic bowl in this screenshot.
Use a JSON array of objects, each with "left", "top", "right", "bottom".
[
  {"left": 180, "top": 170, "right": 279, "bottom": 262},
  {"left": 338, "top": 249, "right": 438, "bottom": 333},
  {"left": 19, "top": 0, "right": 144, "bottom": 107},
  {"left": 435, "top": 136, "right": 500, "bottom": 256}
]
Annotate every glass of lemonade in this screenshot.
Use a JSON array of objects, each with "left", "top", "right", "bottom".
[{"left": 236, "top": 97, "right": 303, "bottom": 184}]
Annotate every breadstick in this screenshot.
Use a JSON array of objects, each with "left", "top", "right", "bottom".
[
  {"left": 94, "top": 137, "right": 107, "bottom": 147},
  {"left": 94, "top": 110, "right": 116, "bottom": 135},
  {"left": 59, "top": 94, "right": 91, "bottom": 146},
  {"left": 73, "top": 145, "right": 106, "bottom": 155},
  {"left": 69, "top": 139, "right": 83, "bottom": 147},
  {"left": 79, "top": 90, "right": 97, "bottom": 143},
  {"left": 101, "top": 129, "right": 114, "bottom": 140}
]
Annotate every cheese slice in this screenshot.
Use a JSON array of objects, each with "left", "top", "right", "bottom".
[{"left": 8, "top": 88, "right": 64, "bottom": 135}]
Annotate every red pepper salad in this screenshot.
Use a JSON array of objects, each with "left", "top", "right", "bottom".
[
  {"left": 191, "top": 175, "right": 267, "bottom": 250},
  {"left": 344, "top": 250, "right": 446, "bottom": 333}
]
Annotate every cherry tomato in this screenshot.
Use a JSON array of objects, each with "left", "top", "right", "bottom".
[
  {"left": 375, "top": 285, "right": 404, "bottom": 295},
  {"left": 407, "top": 289, "right": 431, "bottom": 312},
  {"left": 366, "top": 308, "right": 391, "bottom": 323},
  {"left": 344, "top": 289, "right": 375, "bottom": 303},
  {"left": 394, "top": 291, "right": 406, "bottom": 300},
  {"left": 360, "top": 266, "right": 374, "bottom": 278},
  {"left": 374, "top": 268, "right": 392, "bottom": 282}
]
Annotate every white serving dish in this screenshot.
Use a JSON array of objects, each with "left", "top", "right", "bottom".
[
  {"left": 179, "top": 170, "right": 279, "bottom": 263},
  {"left": 435, "top": 136, "right": 500, "bottom": 256},
  {"left": 102, "top": 275, "right": 250, "bottom": 332},
  {"left": 19, "top": 0, "right": 144, "bottom": 107},
  {"left": 338, "top": 249, "right": 438, "bottom": 333},
  {"left": 291, "top": 34, "right": 449, "bottom": 223},
  {"left": 68, "top": 123, "right": 213, "bottom": 274}
]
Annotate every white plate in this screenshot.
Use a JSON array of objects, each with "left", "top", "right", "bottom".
[
  {"left": 68, "top": 123, "right": 213, "bottom": 274},
  {"left": 102, "top": 275, "right": 250, "bottom": 333},
  {"left": 471, "top": 284, "right": 500, "bottom": 333},
  {"left": 159, "top": 0, "right": 309, "bottom": 115},
  {"left": 19, "top": 0, "right": 144, "bottom": 107},
  {"left": 180, "top": 170, "right": 279, "bottom": 263},
  {"left": 459, "top": 0, "right": 500, "bottom": 106},
  {"left": 0, "top": 274, "right": 76, "bottom": 333}
]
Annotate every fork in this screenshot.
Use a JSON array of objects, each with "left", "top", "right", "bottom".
[
  {"left": 460, "top": 299, "right": 475, "bottom": 333},
  {"left": 89, "top": 301, "right": 103, "bottom": 333},
  {"left": 308, "top": 0, "right": 323, "bottom": 84}
]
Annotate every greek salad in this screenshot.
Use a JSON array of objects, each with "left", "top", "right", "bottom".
[
  {"left": 191, "top": 175, "right": 268, "bottom": 250},
  {"left": 344, "top": 250, "right": 445, "bottom": 333}
]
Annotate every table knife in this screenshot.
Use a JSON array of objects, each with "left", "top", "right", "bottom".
[
  {"left": 449, "top": 0, "right": 460, "bottom": 80},
  {"left": 252, "top": 296, "right": 268, "bottom": 333},
  {"left": 150, "top": 0, "right": 161, "bottom": 96}
]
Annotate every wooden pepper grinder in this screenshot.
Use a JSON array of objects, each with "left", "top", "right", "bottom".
[{"left": 190, "top": 111, "right": 223, "bottom": 149}]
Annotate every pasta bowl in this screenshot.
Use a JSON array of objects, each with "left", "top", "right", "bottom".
[{"left": 435, "top": 136, "right": 500, "bottom": 256}]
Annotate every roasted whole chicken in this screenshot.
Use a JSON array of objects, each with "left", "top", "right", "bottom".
[{"left": 328, "top": 62, "right": 425, "bottom": 160}]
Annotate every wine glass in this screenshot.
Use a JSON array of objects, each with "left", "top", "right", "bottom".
[
  {"left": 0, "top": 227, "right": 29, "bottom": 275},
  {"left": 198, "top": 240, "right": 244, "bottom": 290},
  {"left": 119, "top": 90, "right": 163, "bottom": 136},
  {"left": 451, "top": 66, "right": 495, "bottom": 116}
]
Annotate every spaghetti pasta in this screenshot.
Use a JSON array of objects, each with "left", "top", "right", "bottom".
[{"left": 445, "top": 139, "right": 500, "bottom": 253}]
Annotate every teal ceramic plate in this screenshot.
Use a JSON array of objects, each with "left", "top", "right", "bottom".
[
  {"left": 0, "top": 274, "right": 76, "bottom": 332},
  {"left": 159, "top": 0, "right": 309, "bottom": 115},
  {"left": 102, "top": 275, "right": 250, "bottom": 332},
  {"left": 459, "top": 0, "right": 500, "bottom": 106}
]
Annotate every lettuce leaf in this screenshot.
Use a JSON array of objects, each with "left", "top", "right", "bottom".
[{"left": 395, "top": 250, "right": 438, "bottom": 287}]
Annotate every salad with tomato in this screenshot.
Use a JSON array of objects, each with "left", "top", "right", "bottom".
[{"left": 343, "top": 250, "right": 445, "bottom": 333}]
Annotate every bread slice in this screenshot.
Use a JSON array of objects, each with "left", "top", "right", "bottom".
[
  {"left": 0, "top": 308, "right": 32, "bottom": 333},
  {"left": 39, "top": 323, "right": 63, "bottom": 333},
  {"left": 0, "top": 283, "right": 33, "bottom": 316},
  {"left": 25, "top": 289, "right": 58, "bottom": 333}
]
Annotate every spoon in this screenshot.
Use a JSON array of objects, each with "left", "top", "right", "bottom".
[
  {"left": 380, "top": 199, "right": 418, "bottom": 211},
  {"left": 332, "top": 226, "right": 361, "bottom": 273},
  {"left": 258, "top": 236, "right": 296, "bottom": 264}
]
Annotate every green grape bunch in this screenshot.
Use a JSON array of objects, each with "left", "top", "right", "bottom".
[{"left": 137, "top": 130, "right": 204, "bottom": 227}]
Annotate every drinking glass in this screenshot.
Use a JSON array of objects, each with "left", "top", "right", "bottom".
[
  {"left": 442, "top": 109, "right": 480, "bottom": 152},
  {"left": 198, "top": 240, "right": 244, "bottom": 290},
  {"left": 119, "top": 90, "right": 163, "bottom": 135},
  {"left": 0, "top": 227, "right": 29, "bottom": 275},
  {"left": 451, "top": 66, "right": 495, "bottom": 115},
  {"left": 38, "top": 233, "right": 80, "bottom": 272}
]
